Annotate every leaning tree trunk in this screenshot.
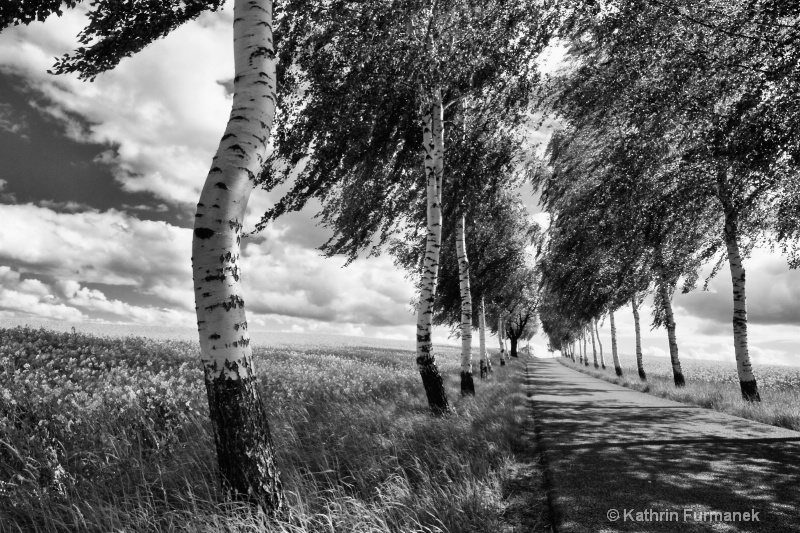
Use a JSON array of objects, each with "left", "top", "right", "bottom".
[
  {"left": 594, "top": 319, "right": 605, "bottom": 369},
  {"left": 723, "top": 209, "right": 761, "bottom": 401},
  {"left": 590, "top": 322, "right": 599, "bottom": 368},
  {"left": 415, "top": 92, "right": 449, "bottom": 413},
  {"left": 456, "top": 214, "right": 475, "bottom": 395},
  {"left": 609, "top": 310, "right": 623, "bottom": 377},
  {"left": 658, "top": 277, "right": 685, "bottom": 387},
  {"left": 192, "top": 0, "right": 283, "bottom": 513},
  {"left": 583, "top": 329, "right": 589, "bottom": 367},
  {"left": 478, "top": 297, "right": 489, "bottom": 378},
  {"left": 631, "top": 295, "right": 646, "bottom": 380},
  {"left": 498, "top": 315, "right": 506, "bottom": 366}
]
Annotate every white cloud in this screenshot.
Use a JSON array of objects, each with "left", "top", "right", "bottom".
[
  {"left": 0, "top": 203, "right": 193, "bottom": 308},
  {"left": 0, "top": 266, "right": 84, "bottom": 321},
  {"left": 0, "top": 4, "right": 236, "bottom": 207}
]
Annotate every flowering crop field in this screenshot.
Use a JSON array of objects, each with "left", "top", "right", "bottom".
[
  {"left": 612, "top": 352, "right": 800, "bottom": 391},
  {"left": 0, "top": 325, "right": 544, "bottom": 533}
]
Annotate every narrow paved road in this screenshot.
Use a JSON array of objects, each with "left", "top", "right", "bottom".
[{"left": 528, "top": 358, "right": 800, "bottom": 533}]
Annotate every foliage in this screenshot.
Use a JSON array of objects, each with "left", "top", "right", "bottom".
[
  {"left": 256, "top": 0, "right": 553, "bottom": 262},
  {"left": 0, "top": 1, "right": 225, "bottom": 81}
]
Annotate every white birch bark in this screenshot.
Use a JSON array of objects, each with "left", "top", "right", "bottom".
[
  {"left": 415, "top": 91, "right": 449, "bottom": 412},
  {"left": 723, "top": 209, "right": 761, "bottom": 401},
  {"left": 192, "top": 0, "right": 283, "bottom": 511},
  {"left": 456, "top": 214, "right": 474, "bottom": 394},
  {"left": 631, "top": 294, "right": 646, "bottom": 380},
  {"left": 658, "top": 277, "right": 685, "bottom": 387},
  {"left": 609, "top": 310, "right": 623, "bottom": 376},
  {"left": 498, "top": 315, "right": 506, "bottom": 365},
  {"left": 582, "top": 329, "right": 588, "bottom": 366},
  {"left": 594, "top": 318, "right": 605, "bottom": 369},
  {"left": 479, "top": 296, "right": 489, "bottom": 377},
  {"left": 590, "top": 320, "right": 599, "bottom": 368}
]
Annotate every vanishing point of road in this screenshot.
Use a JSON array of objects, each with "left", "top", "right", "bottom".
[{"left": 527, "top": 358, "right": 800, "bottom": 532}]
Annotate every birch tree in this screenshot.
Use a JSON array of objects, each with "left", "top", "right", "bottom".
[
  {"left": 1, "top": 0, "right": 287, "bottom": 511},
  {"left": 263, "top": 0, "right": 553, "bottom": 412},
  {"left": 551, "top": 0, "right": 800, "bottom": 401}
]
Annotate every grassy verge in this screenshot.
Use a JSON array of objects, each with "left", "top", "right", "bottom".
[
  {"left": 558, "top": 357, "right": 800, "bottom": 432},
  {"left": 0, "top": 326, "right": 549, "bottom": 532}
]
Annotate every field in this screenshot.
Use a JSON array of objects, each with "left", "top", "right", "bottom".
[
  {"left": 560, "top": 351, "right": 800, "bottom": 431},
  {"left": 0, "top": 325, "right": 548, "bottom": 533}
]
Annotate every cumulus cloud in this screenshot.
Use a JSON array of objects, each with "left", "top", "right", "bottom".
[
  {"left": 0, "top": 202, "right": 419, "bottom": 331},
  {"left": 675, "top": 248, "right": 800, "bottom": 327},
  {"left": 241, "top": 242, "right": 416, "bottom": 328},
  {"left": 0, "top": 4, "right": 236, "bottom": 207},
  {"left": 0, "top": 203, "right": 193, "bottom": 308},
  {"left": 0, "top": 266, "right": 84, "bottom": 321}
]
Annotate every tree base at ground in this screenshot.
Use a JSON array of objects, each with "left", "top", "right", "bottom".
[
  {"left": 673, "top": 372, "right": 686, "bottom": 387},
  {"left": 418, "top": 362, "right": 450, "bottom": 414},
  {"left": 740, "top": 380, "right": 761, "bottom": 402},
  {"left": 204, "top": 365, "right": 285, "bottom": 516},
  {"left": 461, "top": 371, "right": 476, "bottom": 395}
]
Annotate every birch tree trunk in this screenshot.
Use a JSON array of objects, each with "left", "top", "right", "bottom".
[
  {"left": 631, "top": 295, "right": 646, "bottom": 380},
  {"left": 456, "top": 214, "right": 475, "bottom": 395},
  {"left": 658, "top": 278, "right": 685, "bottom": 387},
  {"left": 609, "top": 310, "right": 623, "bottom": 377},
  {"left": 722, "top": 203, "right": 761, "bottom": 401},
  {"left": 498, "top": 315, "right": 506, "bottom": 366},
  {"left": 479, "top": 297, "right": 489, "bottom": 378},
  {"left": 192, "top": 0, "right": 283, "bottom": 512},
  {"left": 583, "top": 330, "right": 589, "bottom": 366},
  {"left": 415, "top": 92, "right": 449, "bottom": 413},
  {"left": 594, "top": 318, "right": 605, "bottom": 369},
  {"left": 590, "top": 321, "right": 599, "bottom": 368}
]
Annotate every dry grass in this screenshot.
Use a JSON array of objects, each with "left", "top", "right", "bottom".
[
  {"left": 0, "top": 326, "right": 546, "bottom": 532},
  {"left": 559, "top": 357, "right": 800, "bottom": 432}
]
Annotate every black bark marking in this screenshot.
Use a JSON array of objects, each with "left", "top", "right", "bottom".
[
  {"left": 228, "top": 144, "right": 247, "bottom": 156},
  {"left": 210, "top": 167, "right": 223, "bottom": 173},
  {"left": 214, "top": 182, "right": 230, "bottom": 190},
  {"left": 195, "top": 228, "right": 216, "bottom": 239},
  {"left": 222, "top": 133, "right": 236, "bottom": 141},
  {"left": 209, "top": 333, "right": 221, "bottom": 340}
]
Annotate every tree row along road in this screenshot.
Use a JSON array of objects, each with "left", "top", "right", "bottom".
[{"left": 527, "top": 358, "right": 800, "bottom": 533}]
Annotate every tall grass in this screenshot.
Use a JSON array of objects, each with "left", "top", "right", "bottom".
[
  {"left": 559, "top": 357, "right": 800, "bottom": 431},
  {"left": 0, "top": 326, "right": 546, "bottom": 532}
]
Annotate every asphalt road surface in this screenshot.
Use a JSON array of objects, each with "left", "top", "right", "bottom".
[{"left": 527, "top": 358, "right": 800, "bottom": 533}]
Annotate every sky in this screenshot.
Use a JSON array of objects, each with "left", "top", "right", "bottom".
[{"left": 0, "top": 5, "right": 798, "bottom": 367}]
